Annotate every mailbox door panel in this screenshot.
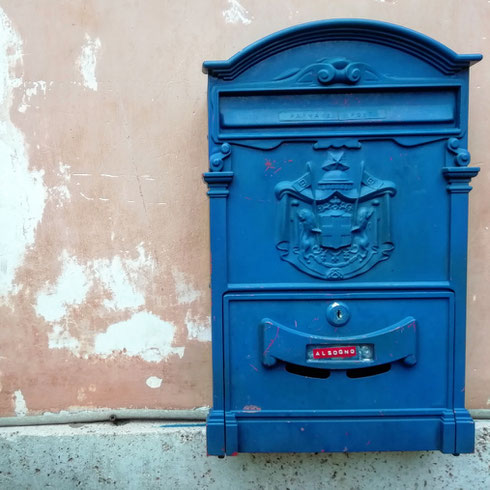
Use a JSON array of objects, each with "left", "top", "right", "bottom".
[
  {"left": 224, "top": 292, "right": 453, "bottom": 412},
  {"left": 222, "top": 291, "right": 455, "bottom": 453},
  {"left": 227, "top": 139, "right": 450, "bottom": 285}
]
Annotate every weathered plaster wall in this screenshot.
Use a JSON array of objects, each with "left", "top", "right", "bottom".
[{"left": 0, "top": 0, "right": 488, "bottom": 416}]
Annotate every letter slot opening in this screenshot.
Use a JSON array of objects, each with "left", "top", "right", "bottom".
[{"left": 285, "top": 363, "right": 331, "bottom": 379}]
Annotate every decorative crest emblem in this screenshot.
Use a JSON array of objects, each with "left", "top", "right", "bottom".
[{"left": 275, "top": 145, "right": 396, "bottom": 280}]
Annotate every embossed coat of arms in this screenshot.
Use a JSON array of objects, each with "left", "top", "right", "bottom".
[{"left": 275, "top": 144, "right": 396, "bottom": 279}]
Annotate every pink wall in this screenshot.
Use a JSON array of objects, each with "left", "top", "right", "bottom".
[{"left": 0, "top": 0, "right": 488, "bottom": 416}]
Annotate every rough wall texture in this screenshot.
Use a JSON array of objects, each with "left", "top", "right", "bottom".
[{"left": 0, "top": 0, "right": 488, "bottom": 416}]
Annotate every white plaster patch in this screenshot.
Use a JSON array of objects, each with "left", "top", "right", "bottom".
[
  {"left": 94, "top": 311, "right": 185, "bottom": 362},
  {"left": 146, "top": 376, "right": 163, "bottom": 389},
  {"left": 0, "top": 7, "right": 47, "bottom": 298},
  {"left": 13, "top": 390, "right": 27, "bottom": 417},
  {"left": 223, "top": 0, "right": 252, "bottom": 25},
  {"left": 49, "top": 161, "right": 71, "bottom": 208},
  {"left": 37, "top": 246, "right": 155, "bottom": 356},
  {"left": 18, "top": 80, "right": 47, "bottom": 113},
  {"left": 36, "top": 251, "right": 92, "bottom": 323},
  {"left": 77, "top": 388, "right": 87, "bottom": 402},
  {"left": 172, "top": 268, "right": 201, "bottom": 305},
  {"left": 185, "top": 311, "right": 211, "bottom": 342},
  {"left": 48, "top": 323, "right": 81, "bottom": 355},
  {"left": 77, "top": 34, "right": 101, "bottom": 91},
  {"left": 93, "top": 244, "right": 149, "bottom": 311}
]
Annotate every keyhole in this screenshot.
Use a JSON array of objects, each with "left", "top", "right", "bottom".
[{"left": 327, "top": 302, "right": 350, "bottom": 326}]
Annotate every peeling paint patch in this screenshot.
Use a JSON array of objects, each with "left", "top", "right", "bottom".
[
  {"left": 172, "top": 268, "right": 201, "bottom": 304},
  {"left": 94, "top": 244, "right": 150, "bottom": 311},
  {"left": 36, "top": 251, "right": 92, "bottom": 323},
  {"left": 37, "top": 246, "right": 155, "bottom": 356},
  {"left": 223, "top": 0, "right": 252, "bottom": 25},
  {"left": 49, "top": 161, "right": 71, "bottom": 207},
  {"left": 94, "top": 311, "right": 185, "bottom": 362},
  {"left": 185, "top": 311, "right": 211, "bottom": 342},
  {"left": 48, "top": 323, "right": 81, "bottom": 355},
  {"left": 13, "top": 390, "right": 27, "bottom": 417},
  {"left": 0, "top": 7, "right": 47, "bottom": 298},
  {"left": 77, "top": 388, "right": 87, "bottom": 402},
  {"left": 77, "top": 34, "right": 101, "bottom": 91},
  {"left": 18, "top": 80, "right": 47, "bottom": 113},
  {"left": 146, "top": 376, "right": 163, "bottom": 389}
]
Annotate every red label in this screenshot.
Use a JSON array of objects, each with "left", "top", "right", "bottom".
[{"left": 313, "top": 346, "right": 357, "bottom": 359}]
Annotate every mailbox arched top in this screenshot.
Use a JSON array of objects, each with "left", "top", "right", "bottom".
[{"left": 203, "top": 19, "right": 481, "bottom": 80}]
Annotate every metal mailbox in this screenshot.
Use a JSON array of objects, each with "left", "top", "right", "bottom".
[{"left": 202, "top": 19, "right": 481, "bottom": 456}]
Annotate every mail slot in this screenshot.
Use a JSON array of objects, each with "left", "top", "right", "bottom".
[{"left": 203, "top": 19, "right": 481, "bottom": 456}]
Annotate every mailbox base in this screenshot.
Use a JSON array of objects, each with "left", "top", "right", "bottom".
[{"left": 207, "top": 409, "right": 474, "bottom": 456}]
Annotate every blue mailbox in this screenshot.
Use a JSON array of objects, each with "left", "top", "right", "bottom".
[{"left": 203, "top": 19, "right": 481, "bottom": 456}]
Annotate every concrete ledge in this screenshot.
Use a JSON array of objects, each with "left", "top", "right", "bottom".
[{"left": 0, "top": 421, "right": 489, "bottom": 489}]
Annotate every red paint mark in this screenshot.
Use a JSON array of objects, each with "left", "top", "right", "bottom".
[
  {"left": 366, "top": 440, "right": 371, "bottom": 446},
  {"left": 264, "top": 159, "right": 276, "bottom": 173},
  {"left": 345, "top": 432, "right": 349, "bottom": 436},
  {"left": 263, "top": 326, "right": 280, "bottom": 356},
  {"left": 300, "top": 427, "right": 305, "bottom": 432},
  {"left": 313, "top": 346, "right": 357, "bottom": 359},
  {"left": 287, "top": 159, "right": 293, "bottom": 162},
  {"left": 273, "top": 167, "right": 282, "bottom": 174},
  {"left": 313, "top": 317, "right": 319, "bottom": 321},
  {"left": 407, "top": 321, "right": 416, "bottom": 330},
  {"left": 294, "top": 320, "right": 298, "bottom": 328},
  {"left": 244, "top": 196, "right": 252, "bottom": 200},
  {"left": 461, "top": 387, "right": 465, "bottom": 392},
  {"left": 320, "top": 449, "right": 325, "bottom": 453},
  {"left": 248, "top": 363, "right": 258, "bottom": 372},
  {"left": 243, "top": 405, "right": 261, "bottom": 413},
  {"left": 231, "top": 452, "right": 238, "bottom": 456}
]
